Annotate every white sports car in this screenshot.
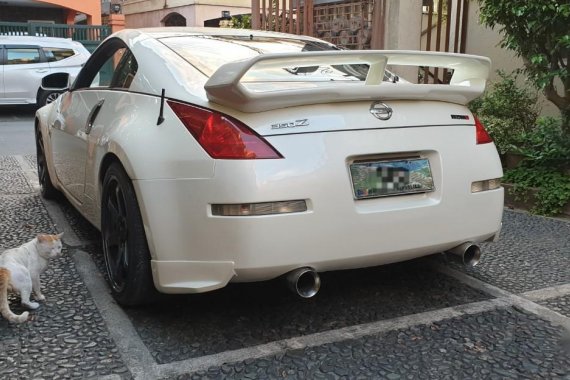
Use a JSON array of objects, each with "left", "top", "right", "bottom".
[{"left": 35, "top": 28, "right": 503, "bottom": 305}]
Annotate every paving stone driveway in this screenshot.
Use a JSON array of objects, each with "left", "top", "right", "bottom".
[
  {"left": 0, "top": 156, "right": 129, "bottom": 379},
  {"left": 0, "top": 154, "right": 569, "bottom": 379}
]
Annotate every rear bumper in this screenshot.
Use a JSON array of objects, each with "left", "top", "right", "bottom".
[
  {"left": 143, "top": 183, "right": 503, "bottom": 293},
  {"left": 134, "top": 126, "right": 504, "bottom": 294},
  {"left": 150, "top": 260, "right": 235, "bottom": 294},
  {"left": 149, "top": 201, "right": 503, "bottom": 294}
]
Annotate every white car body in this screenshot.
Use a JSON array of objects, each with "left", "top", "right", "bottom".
[
  {"left": 35, "top": 28, "right": 503, "bottom": 302},
  {"left": 0, "top": 36, "right": 90, "bottom": 105}
]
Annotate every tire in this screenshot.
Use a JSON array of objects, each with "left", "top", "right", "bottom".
[
  {"left": 35, "top": 126, "right": 60, "bottom": 199},
  {"left": 38, "top": 90, "right": 62, "bottom": 107},
  {"left": 101, "top": 162, "right": 157, "bottom": 306}
]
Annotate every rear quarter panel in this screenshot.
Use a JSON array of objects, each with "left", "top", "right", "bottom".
[{"left": 82, "top": 91, "right": 215, "bottom": 228}]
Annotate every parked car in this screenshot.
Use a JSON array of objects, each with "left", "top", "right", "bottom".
[
  {"left": 35, "top": 28, "right": 504, "bottom": 306},
  {"left": 0, "top": 36, "right": 90, "bottom": 106}
]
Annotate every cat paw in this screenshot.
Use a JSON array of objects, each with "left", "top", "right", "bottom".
[
  {"left": 22, "top": 301, "right": 40, "bottom": 310},
  {"left": 36, "top": 294, "right": 46, "bottom": 302}
]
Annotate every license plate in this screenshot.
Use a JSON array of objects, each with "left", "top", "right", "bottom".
[{"left": 350, "top": 158, "right": 435, "bottom": 199}]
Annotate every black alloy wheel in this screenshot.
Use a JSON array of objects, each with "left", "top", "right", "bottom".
[
  {"left": 35, "top": 126, "right": 59, "bottom": 199},
  {"left": 101, "top": 163, "right": 156, "bottom": 306}
]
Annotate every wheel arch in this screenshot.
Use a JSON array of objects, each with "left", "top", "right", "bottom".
[
  {"left": 97, "top": 152, "right": 158, "bottom": 261},
  {"left": 98, "top": 152, "right": 132, "bottom": 195},
  {"left": 36, "top": 72, "right": 70, "bottom": 104},
  {"left": 36, "top": 87, "right": 44, "bottom": 104},
  {"left": 97, "top": 130, "right": 143, "bottom": 187}
]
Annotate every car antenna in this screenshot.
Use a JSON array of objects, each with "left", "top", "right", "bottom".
[{"left": 157, "top": 89, "right": 166, "bottom": 125}]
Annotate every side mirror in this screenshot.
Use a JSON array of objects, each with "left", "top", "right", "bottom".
[{"left": 41, "top": 73, "right": 70, "bottom": 92}]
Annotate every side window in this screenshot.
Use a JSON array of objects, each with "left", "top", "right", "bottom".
[
  {"left": 89, "top": 48, "right": 126, "bottom": 88},
  {"left": 110, "top": 52, "right": 138, "bottom": 89},
  {"left": 6, "top": 48, "right": 41, "bottom": 65},
  {"left": 73, "top": 39, "right": 136, "bottom": 90},
  {"left": 43, "top": 48, "right": 76, "bottom": 62}
]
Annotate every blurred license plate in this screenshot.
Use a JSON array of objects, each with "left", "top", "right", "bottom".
[{"left": 350, "top": 158, "right": 435, "bottom": 199}]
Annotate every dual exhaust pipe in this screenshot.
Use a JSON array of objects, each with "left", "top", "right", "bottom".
[{"left": 285, "top": 242, "right": 481, "bottom": 298}]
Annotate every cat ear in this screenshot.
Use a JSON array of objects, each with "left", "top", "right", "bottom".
[
  {"left": 56, "top": 232, "right": 64, "bottom": 240},
  {"left": 37, "top": 234, "right": 48, "bottom": 242}
]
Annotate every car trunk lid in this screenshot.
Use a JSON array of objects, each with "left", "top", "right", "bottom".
[{"left": 236, "top": 100, "right": 475, "bottom": 137}]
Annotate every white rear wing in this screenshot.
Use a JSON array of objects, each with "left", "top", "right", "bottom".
[{"left": 204, "top": 50, "right": 491, "bottom": 113}]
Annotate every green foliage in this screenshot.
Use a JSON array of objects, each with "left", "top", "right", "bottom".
[
  {"left": 231, "top": 15, "right": 252, "bottom": 29},
  {"left": 477, "top": 0, "right": 570, "bottom": 125},
  {"left": 471, "top": 72, "right": 570, "bottom": 216},
  {"left": 469, "top": 71, "right": 539, "bottom": 154},
  {"left": 513, "top": 116, "right": 570, "bottom": 169},
  {"left": 504, "top": 167, "right": 570, "bottom": 216},
  {"left": 501, "top": 117, "right": 570, "bottom": 216}
]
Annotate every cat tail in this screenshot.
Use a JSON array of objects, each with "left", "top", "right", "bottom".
[{"left": 0, "top": 268, "right": 29, "bottom": 323}]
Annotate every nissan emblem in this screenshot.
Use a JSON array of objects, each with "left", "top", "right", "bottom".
[{"left": 370, "top": 101, "right": 393, "bottom": 121}]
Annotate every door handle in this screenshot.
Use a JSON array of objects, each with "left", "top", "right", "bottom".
[{"left": 85, "top": 99, "right": 105, "bottom": 135}]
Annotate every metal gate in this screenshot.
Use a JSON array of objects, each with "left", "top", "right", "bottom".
[
  {"left": 251, "top": 0, "right": 387, "bottom": 50},
  {"left": 420, "top": 0, "right": 470, "bottom": 84}
]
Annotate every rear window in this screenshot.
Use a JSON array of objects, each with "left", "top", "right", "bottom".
[
  {"left": 43, "top": 47, "right": 75, "bottom": 62},
  {"left": 159, "top": 35, "right": 372, "bottom": 82}
]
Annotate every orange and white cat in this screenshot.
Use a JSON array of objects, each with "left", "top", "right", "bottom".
[{"left": 0, "top": 233, "right": 64, "bottom": 323}]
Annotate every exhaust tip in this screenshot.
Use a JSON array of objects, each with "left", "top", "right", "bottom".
[
  {"left": 446, "top": 242, "right": 482, "bottom": 267},
  {"left": 463, "top": 244, "right": 482, "bottom": 267},
  {"left": 286, "top": 268, "right": 321, "bottom": 298}
]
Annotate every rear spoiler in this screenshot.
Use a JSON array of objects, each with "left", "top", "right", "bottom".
[{"left": 204, "top": 50, "right": 491, "bottom": 113}]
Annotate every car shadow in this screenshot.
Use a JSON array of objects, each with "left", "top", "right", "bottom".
[{"left": 0, "top": 105, "right": 38, "bottom": 118}]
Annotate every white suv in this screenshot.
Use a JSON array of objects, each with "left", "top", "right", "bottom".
[{"left": 0, "top": 36, "right": 90, "bottom": 106}]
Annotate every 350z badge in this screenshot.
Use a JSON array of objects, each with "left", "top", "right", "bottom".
[{"left": 271, "top": 119, "right": 310, "bottom": 130}]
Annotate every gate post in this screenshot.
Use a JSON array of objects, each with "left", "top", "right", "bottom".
[
  {"left": 384, "top": 0, "right": 423, "bottom": 81},
  {"left": 302, "top": 0, "right": 313, "bottom": 36},
  {"left": 252, "top": 0, "right": 260, "bottom": 29},
  {"left": 371, "top": 0, "right": 387, "bottom": 49},
  {"left": 105, "top": 14, "right": 125, "bottom": 34}
]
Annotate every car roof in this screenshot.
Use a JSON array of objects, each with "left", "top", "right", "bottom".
[
  {"left": 117, "top": 27, "right": 326, "bottom": 44},
  {"left": 0, "top": 35, "right": 82, "bottom": 48}
]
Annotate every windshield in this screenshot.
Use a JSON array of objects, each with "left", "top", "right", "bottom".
[{"left": 159, "top": 35, "right": 389, "bottom": 82}]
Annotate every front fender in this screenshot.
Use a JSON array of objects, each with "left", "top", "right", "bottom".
[{"left": 35, "top": 100, "right": 61, "bottom": 191}]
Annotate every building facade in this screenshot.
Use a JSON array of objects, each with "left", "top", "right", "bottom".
[
  {"left": 122, "top": 0, "right": 251, "bottom": 28},
  {"left": 0, "top": 0, "right": 102, "bottom": 25}
]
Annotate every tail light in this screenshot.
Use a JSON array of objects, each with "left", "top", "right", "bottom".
[
  {"left": 168, "top": 100, "right": 283, "bottom": 159},
  {"left": 474, "top": 116, "right": 493, "bottom": 145}
]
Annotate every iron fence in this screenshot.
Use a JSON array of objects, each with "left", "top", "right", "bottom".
[{"left": 0, "top": 22, "right": 111, "bottom": 52}]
